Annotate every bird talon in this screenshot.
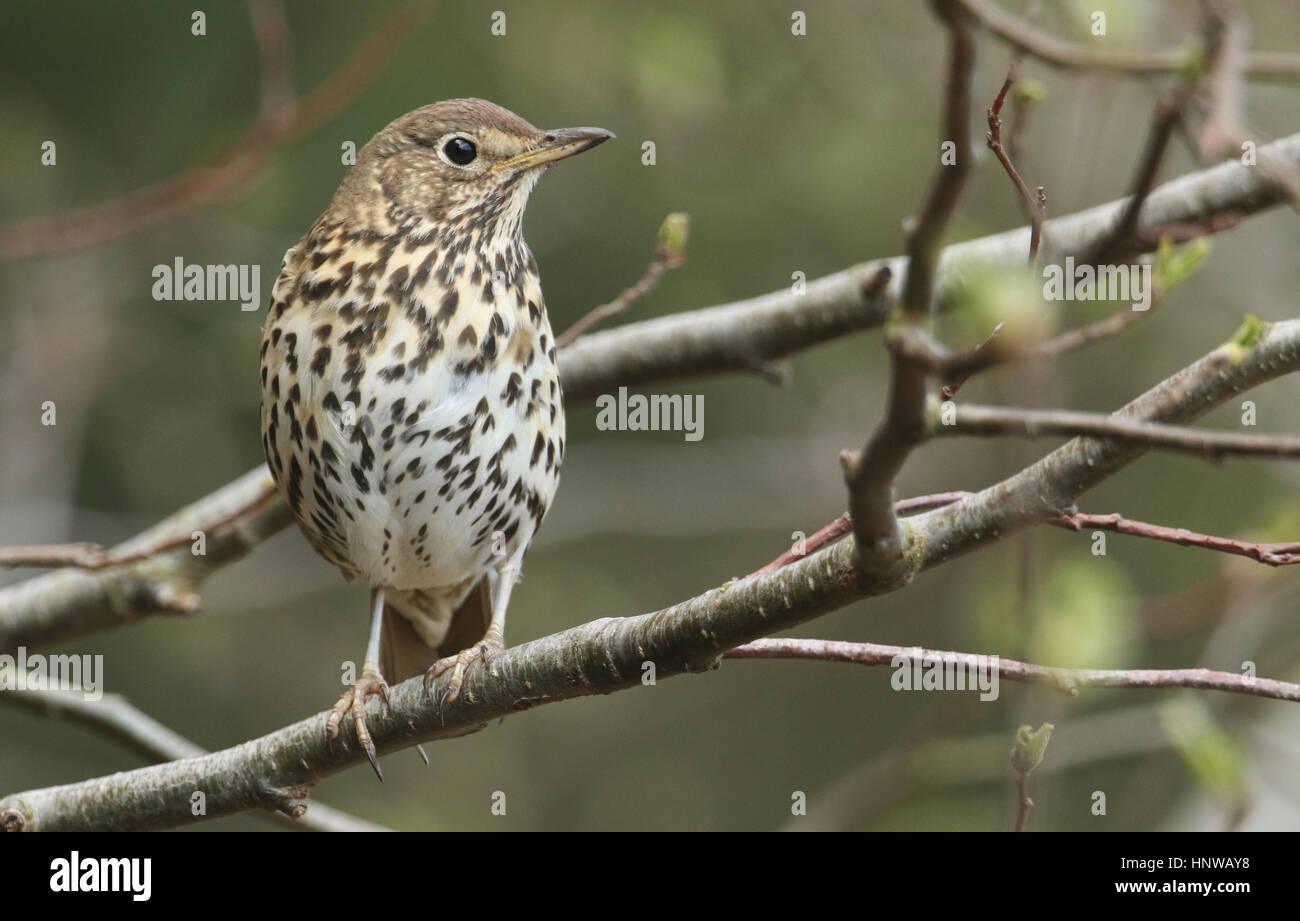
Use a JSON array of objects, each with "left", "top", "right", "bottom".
[
  {"left": 438, "top": 687, "right": 456, "bottom": 723},
  {"left": 425, "top": 638, "right": 501, "bottom": 714},
  {"left": 326, "top": 670, "right": 390, "bottom": 781}
]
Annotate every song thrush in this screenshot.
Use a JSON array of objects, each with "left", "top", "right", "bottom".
[{"left": 259, "top": 98, "right": 612, "bottom": 778}]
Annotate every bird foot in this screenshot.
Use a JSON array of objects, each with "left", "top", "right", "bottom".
[
  {"left": 424, "top": 636, "right": 504, "bottom": 716},
  {"left": 325, "top": 667, "right": 391, "bottom": 781}
]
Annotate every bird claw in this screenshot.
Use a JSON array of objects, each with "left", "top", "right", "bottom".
[
  {"left": 325, "top": 669, "right": 391, "bottom": 781},
  {"left": 424, "top": 638, "right": 503, "bottom": 719}
]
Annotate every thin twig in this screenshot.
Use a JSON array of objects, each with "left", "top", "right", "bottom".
[
  {"left": 900, "top": 0, "right": 976, "bottom": 321},
  {"left": 1080, "top": 9, "right": 1229, "bottom": 267},
  {"left": 955, "top": 0, "right": 1300, "bottom": 83},
  {"left": 937, "top": 322, "right": 1004, "bottom": 399},
  {"left": 936, "top": 403, "right": 1300, "bottom": 461},
  {"left": 1197, "top": 2, "right": 1247, "bottom": 160},
  {"left": 985, "top": 64, "right": 1046, "bottom": 263},
  {"left": 0, "top": 477, "right": 278, "bottom": 571},
  {"left": 1055, "top": 512, "right": 1300, "bottom": 566},
  {"left": 747, "top": 492, "right": 972, "bottom": 577},
  {"left": 0, "top": 543, "right": 107, "bottom": 569},
  {"left": 724, "top": 638, "right": 1300, "bottom": 703},
  {"left": 756, "top": 491, "right": 1300, "bottom": 574},
  {"left": 1084, "top": 92, "right": 1190, "bottom": 266},
  {"left": 0, "top": 467, "right": 291, "bottom": 653},
  {"left": 247, "top": 0, "right": 295, "bottom": 130},
  {"left": 1013, "top": 301, "right": 1152, "bottom": 361},
  {"left": 749, "top": 516, "right": 851, "bottom": 578},
  {"left": 1002, "top": 0, "right": 1041, "bottom": 166},
  {"left": 0, "top": 0, "right": 433, "bottom": 262},
  {"left": 1014, "top": 772, "right": 1034, "bottom": 831},
  {"left": 925, "top": 295, "right": 1157, "bottom": 398},
  {"left": 1195, "top": 4, "right": 1300, "bottom": 207}
]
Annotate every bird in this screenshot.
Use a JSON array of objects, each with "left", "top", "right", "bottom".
[{"left": 259, "top": 98, "right": 612, "bottom": 778}]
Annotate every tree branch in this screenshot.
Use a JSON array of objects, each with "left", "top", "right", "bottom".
[
  {"left": 916, "top": 319, "right": 1300, "bottom": 572},
  {"left": 556, "top": 132, "right": 1300, "bottom": 395},
  {"left": 4, "top": 135, "right": 1299, "bottom": 655},
  {"left": 0, "top": 687, "right": 388, "bottom": 832},
  {"left": 841, "top": 0, "right": 974, "bottom": 586},
  {"left": 956, "top": 0, "right": 1300, "bottom": 83},
  {"left": 6, "top": 315, "right": 1300, "bottom": 830}
]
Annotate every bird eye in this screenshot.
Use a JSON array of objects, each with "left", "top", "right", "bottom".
[{"left": 443, "top": 137, "right": 477, "bottom": 166}]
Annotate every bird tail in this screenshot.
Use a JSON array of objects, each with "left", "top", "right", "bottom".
[{"left": 380, "top": 579, "right": 492, "bottom": 684}]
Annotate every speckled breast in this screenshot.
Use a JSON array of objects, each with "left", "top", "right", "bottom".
[{"left": 260, "top": 217, "right": 565, "bottom": 595}]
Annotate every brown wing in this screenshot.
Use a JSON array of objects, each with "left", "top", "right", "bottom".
[{"left": 380, "top": 578, "right": 492, "bottom": 683}]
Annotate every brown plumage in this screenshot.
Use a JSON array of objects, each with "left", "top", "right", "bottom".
[{"left": 259, "top": 99, "right": 612, "bottom": 777}]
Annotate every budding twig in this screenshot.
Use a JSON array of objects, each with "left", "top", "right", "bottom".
[
  {"left": 907, "top": 292, "right": 1159, "bottom": 400},
  {"left": 0, "top": 477, "right": 279, "bottom": 571},
  {"left": 985, "top": 64, "right": 1046, "bottom": 264},
  {"left": 1011, "top": 724, "right": 1053, "bottom": 832},
  {"left": 556, "top": 213, "right": 690, "bottom": 348}
]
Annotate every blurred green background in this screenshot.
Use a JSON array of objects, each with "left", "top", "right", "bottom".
[{"left": 2, "top": 0, "right": 1299, "bottom": 831}]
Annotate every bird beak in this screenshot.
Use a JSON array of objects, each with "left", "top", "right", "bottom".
[{"left": 492, "top": 127, "right": 615, "bottom": 172}]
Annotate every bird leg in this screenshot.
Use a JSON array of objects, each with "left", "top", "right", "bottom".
[
  {"left": 424, "top": 561, "right": 518, "bottom": 713},
  {"left": 326, "top": 587, "right": 391, "bottom": 780}
]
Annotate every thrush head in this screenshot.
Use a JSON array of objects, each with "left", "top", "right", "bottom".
[{"left": 331, "top": 97, "right": 613, "bottom": 237}]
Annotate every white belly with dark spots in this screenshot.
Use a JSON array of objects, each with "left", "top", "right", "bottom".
[
  {"left": 262, "top": 227, "right": 565, "bottom": 607},
  {"left": 275, "top": 305, "right": 564, "bottom": 595}
]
